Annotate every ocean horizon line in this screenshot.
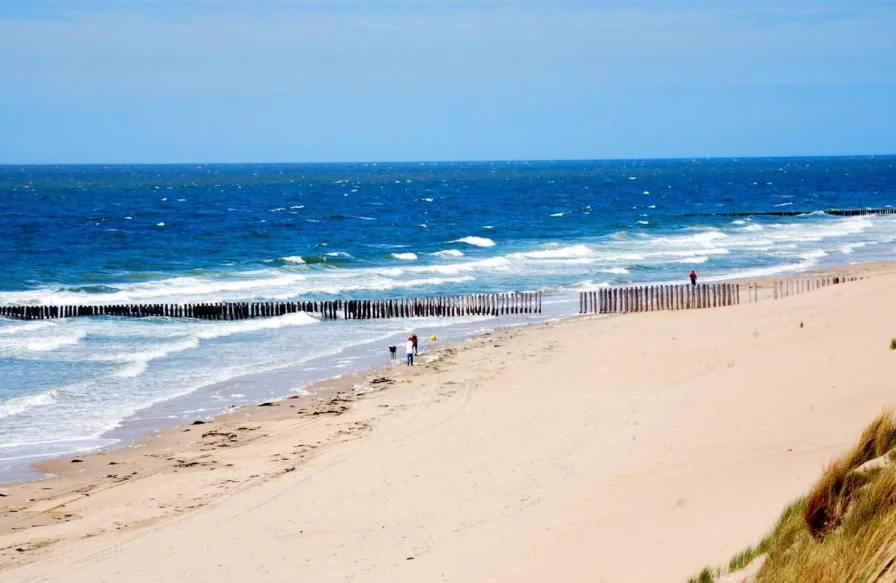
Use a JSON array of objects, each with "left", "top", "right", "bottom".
[{"left": 2, "top": 152, "right": 896, "bottom": 168}]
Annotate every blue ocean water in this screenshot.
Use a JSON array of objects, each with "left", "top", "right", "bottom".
[{"left": 1, "top": 157, "right": 895, "bottom": 478}]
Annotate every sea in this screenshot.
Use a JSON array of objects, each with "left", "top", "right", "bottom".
[{"left": 2, "top": 157, "right": 895, "bottom": 482}]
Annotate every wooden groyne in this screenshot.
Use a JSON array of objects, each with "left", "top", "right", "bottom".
[
  {"left": 682, "top": 208, "right": 895, "bottom": 218},
  {"left": 579, "top": 283, "right": 739, "bottom": 314},
  {"left": 0, "top": 292, "right": 543, "bottom": 321}
]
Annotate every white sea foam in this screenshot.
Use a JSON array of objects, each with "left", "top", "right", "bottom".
[
  {"left": 637, "top": 221, "right": 649, "bottom": 225},
  {"left": 840, "top": 242, "right": 867, "bottom": 255},
  {"left": 569, "top": 280, "right": 612, "bottom": 291},
  {"left": 511, "top": 244, "right": 593, "bottom": 260},
  {"left": 431, "top": 249, "right": 465, "bottom": 258},
  {"left": 0, "top": 390, "right": 60, "bottom": 420},
  {"left": 0, "top": 329, "right": 87, "bottom": 354},
  {"left": 653, "top": 230, "right": 728, "bottom": 247},
  {"left": 157, "top": 222, "right": 166, "bottom": 227},
  {"left": 0, "top": 321, "right": 55, "bottom": 335},
  {"left": 391, "top": 253, "right": 418, "bottom": 261},
  {"left": 109, "top": 337, "right": 201, "bottom": 378},
  {"left": 550, "top": 212, "right": 565, "bottom": 217},
  {"left": 600, "top": 267, "right": 631, "bottom": 275},
  {"left": 775, "top": 202, "right": 793, "bottom": 207},
  {"left": 450, "top": 236, "right": 496, "bottom": 248},
  {"left": 671, "top": 256, "right": 710, "bottom": 264},
  {"left": 402, "top": 276, "right": 475, "bottom": 287},
  {"left": 282, "top": 256, "right": 306, "bottom": 264},
  {"left": 105, "top": 313, "right": 321, "bottom": 378}
]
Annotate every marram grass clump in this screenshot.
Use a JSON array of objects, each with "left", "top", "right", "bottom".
[{"left": 687, "top": 410, "right": 896, "bottom": 583}]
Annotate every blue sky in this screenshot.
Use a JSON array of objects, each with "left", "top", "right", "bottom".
[{"left": 1, "top": 0, "right": 895, "bottom": 163}]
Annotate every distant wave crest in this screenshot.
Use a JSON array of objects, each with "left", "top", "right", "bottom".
[
  {"left": 450, "top": 236, "right": 496, "bottom": 248},
  {"left": 431, "top": 249, "right": 465, "bottom": 258},
  {"left": 390, "top": 253, "right": 419, "bottom": 261}
]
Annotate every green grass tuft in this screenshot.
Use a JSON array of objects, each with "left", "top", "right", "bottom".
[
  {"left": 728, "top": 547, "right": 758, "bottom": 572},
  {"left": 687, "top": 567, "right": 715, "bottom": 583}
]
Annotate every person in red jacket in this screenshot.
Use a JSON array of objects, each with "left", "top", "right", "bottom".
[{"left": 689, "top": 270, "right": 698, "bottom": 286}]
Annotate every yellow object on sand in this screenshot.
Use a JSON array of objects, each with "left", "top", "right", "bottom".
[{"left": 431, "top": 335, "right": 437, "bottom": 342}]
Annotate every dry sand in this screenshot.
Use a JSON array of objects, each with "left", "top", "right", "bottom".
[{"left": 2, "top": 267, "right": 896, "bottom": 582}]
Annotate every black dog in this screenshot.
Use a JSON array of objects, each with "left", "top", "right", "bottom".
[{"left": 388, "top": 345, "right": 397, "bottom": 359}]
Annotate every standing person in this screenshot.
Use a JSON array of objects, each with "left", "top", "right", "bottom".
[
  {"left": 411, "top": 334, "right": 418, "bottom": 356},
  {"left": 406, "top": 336, "right": 415, "bottom": 366},
  {"left": 689, "top": 270, "right": 698, "bottom": 286}
]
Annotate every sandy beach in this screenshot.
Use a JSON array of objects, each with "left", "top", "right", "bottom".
[{"left": 2, "top": 265, "right": 896, "bottom": 582}]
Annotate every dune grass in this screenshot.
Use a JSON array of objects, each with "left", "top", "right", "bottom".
[{"left": 687, "top": 411, "right": 896, "bottom": 583}]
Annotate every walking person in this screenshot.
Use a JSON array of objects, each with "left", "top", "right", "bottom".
[
  {"left": 689, "top": 270, "right": 698, "bottom": 286},
  {"left": 411, "top": 334, "right": 418, "bottom": 356},
  {"left": 406, "top": 336, "right": 415, "bottom": 366}
]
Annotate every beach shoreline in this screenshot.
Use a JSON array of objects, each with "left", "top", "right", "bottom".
[
  {"left": 5, "top": 260, "right": 893, "bottom": 487},
  {"left": 1, "top": 260, "right": 892, "bottom": 488},
  {"left": 2, "top": 260, "right": 896, "bottom": 581}
]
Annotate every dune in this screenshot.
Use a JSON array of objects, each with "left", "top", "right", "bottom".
[{"left": 2, "top": 272, "right": 896, "bottom": 582}]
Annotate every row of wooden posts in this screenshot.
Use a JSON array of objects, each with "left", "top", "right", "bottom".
[
  {"left": 0, "top": 292, "right": 543, "bottom": 321},
  {"left": 773, "top": 276, "right": 861, "bottom": 299},
  {"left": 580, "top": 275, "right": 862, "bottom": 313},
  {"left": 579, "top": 283, "right": 739, "bottom": 314}
]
